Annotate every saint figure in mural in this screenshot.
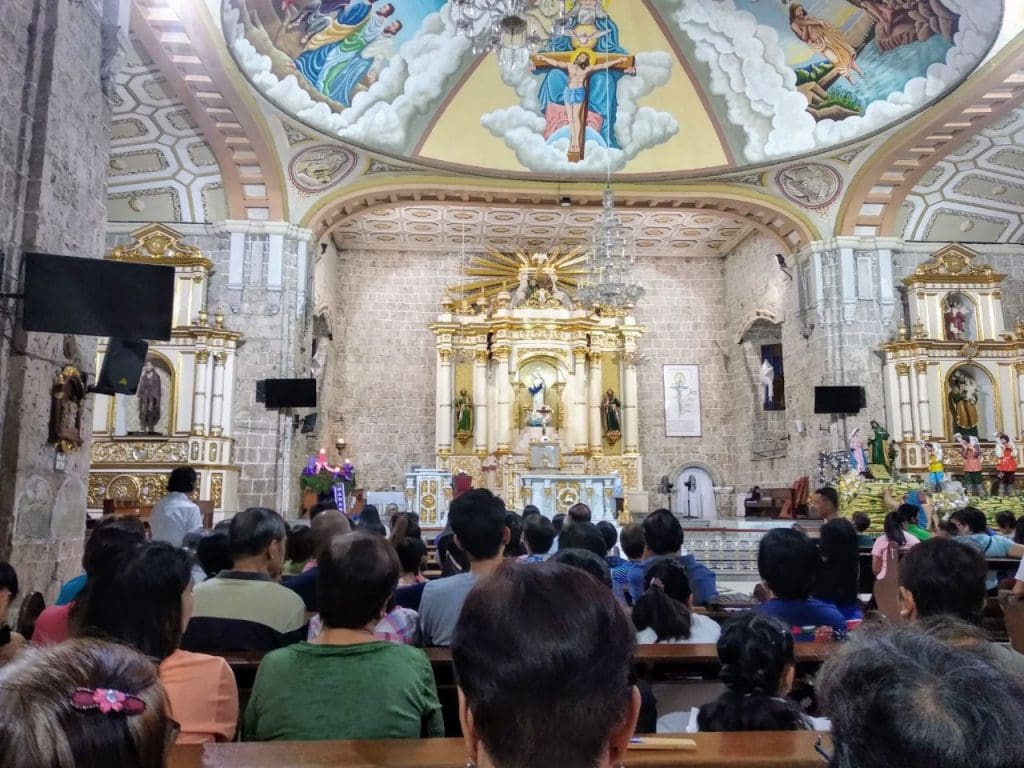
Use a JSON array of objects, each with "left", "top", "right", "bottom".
[
  {"left": 789, "top": 4, "right": 862, "bottom": 84},
  {"left": 138, "top": 361, "right": 162, "bottom": 434},
  {"left": 949, "top": 370, "right": 980, "bottom": 439},
  {"left": 529, "top": 0, "right": 636, "bottom": 161}
]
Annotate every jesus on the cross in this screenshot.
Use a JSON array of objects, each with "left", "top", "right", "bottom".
[{"left": 530, "top": 49, "right": 634, "bottom": 161}]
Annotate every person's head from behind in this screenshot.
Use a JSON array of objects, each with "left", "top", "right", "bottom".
[
  {"left": 1014, "top": 517, "right": 1024, "bottom": 545},
  {"left": 697, "top": 613, "right": 803, "bottom": 732},
  {"left": 449, "top": 489, "right": 509, "bottom": 562},
  {"left": 0, "top": 563, "right": 18, "bottom": 619},
  {"left": 228, "top": 507, "right": 288, "bottom": 578},
  {"left": 504, "top": 513, "right": 524, "bottom": 556},
  {"left": 557, "top": 521, "right": 607, "bottom": 558},
  {"left": 285, "top": 524, "right": 314, "bottom": 565},
  {"left": 897, "top": 503, "right": 920, "bottom": 527},
  {"left": 815, "top": 517, "right": 859, "bottom": 604},
  {"left": 452, "top": 562, "right": 639, "bottom": 768},
  {"left": 311, "top": 509, "right": 352, "bottom": 562},
  {"left": 596, "top": 521, "right": 618, "bottom": 556},
  {"left": 0, "top": 639, "right": 172, "bottom": 768},
  {"left": 395, "top": 536, "right": 427, "bottom": 578},
  {"left": 567, "top": 503, "right": 591, "bottom": 525},
  {"left": 619, "top": 523, "right": 644, "bottom": 561},
  {"left": 950, "top": 506, "right": 987, "bottom": 535},
  {"left": 995, "top": 510, "right": 1016, "bottom": 535},
  {"left": 77, "top": 542, "right": 192, "bottom": 661},
  {"left": 523, "top": 514, "right": 555, "bottom": 556},
  {"left": 388, "top": 512, "right": 421, "bottom": 544},
  {"left": 195, "top": 530, "right": 232, "bottom": 577},
  {"left": 83, "top": 518, "right": 148, "bottom": 576},
  {"left": 632, "top": 559, "right": 692, "bottom": 641},
  {"left": 642, "top": 508, "right": 684, "bottom": 557},
  {"left": 899, "top": 537, "right": 987, "bottom": 625},
  {"left": 757, "top": 528, "right": 818, "bottom": 600},
  {"left": 308, "top": 501, "right": 338, "bottom": 521},
  {"left": 552, "top": 513, "right": 566, "bottom": 535},
  {"left": 356, "top": 505, "right": 386, "bottom": 536},
  {"left": 812, "top": 486, "right": 839, "bottom": 519},
  {"left": 522, "top": 505, "right": 541, "bottom": 521},
  {"left": 818, "top": 625, "right": 1024, "bottom": 768},
  {"left": 851, "top": 511, "right": 871, "bottom": 534},
  {"left": 318, "top": 531, "right": 400, "bottom": 630},
  {"left": 549, "top": 548, "right": 612, "bottom": 588},
  {"left": 166, "top": 466, "right": 197, "bottom": 495}
]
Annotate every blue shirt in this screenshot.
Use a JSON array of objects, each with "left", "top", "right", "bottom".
[
  {"left": 957, "top": 533, "right": 1015, "bottom": 589},
  {"left": 55, "top": 573, "right": 87, "bottom": 606},
  {"left": 627, "top": 554, "right": 718, "bottom": 607},
  {"left": 753, "top": 598, "right": 847, "bottom": 636},
  {"left": 283, "top": 567, "right": 318, "bottom": 612}
]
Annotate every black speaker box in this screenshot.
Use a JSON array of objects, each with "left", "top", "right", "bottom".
[{"left": 93, "top": 339, "right": 150, "bottom": 395}]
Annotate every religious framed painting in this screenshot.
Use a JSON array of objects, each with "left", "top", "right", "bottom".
[{"left": 663, "top": 365, "right": 701, "bottom": 438}]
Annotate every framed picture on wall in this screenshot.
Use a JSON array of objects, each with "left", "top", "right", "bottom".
[{"left": 664, "top": 365, "right": 701, "bottom": 437}]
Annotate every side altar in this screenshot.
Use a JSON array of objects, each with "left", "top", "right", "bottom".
[{"left": 414, "top": 248, "right": 645, "bottom": 525}]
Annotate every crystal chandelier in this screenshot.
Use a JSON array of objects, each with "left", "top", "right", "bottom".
[
  {"left": 451, "top": 0, "right": 570, "bottom": 68},
  {"left": 578, "top": 186, "right": 645, "bottom": 312}
]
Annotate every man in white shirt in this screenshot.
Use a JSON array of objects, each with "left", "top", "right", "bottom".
[{"left": 150, "top": 466, "right": 203, "bottom": 546}]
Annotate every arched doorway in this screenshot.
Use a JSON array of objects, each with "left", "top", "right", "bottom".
[{"left": 673, "top": 466, "right": 715, "bottom": 522}]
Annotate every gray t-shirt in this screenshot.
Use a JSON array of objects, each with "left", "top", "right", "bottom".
[{"left": 419, "top": 572, "right": 479, "bottom": 647}]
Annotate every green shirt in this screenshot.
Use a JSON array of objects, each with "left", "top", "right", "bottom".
[
  {"left": 905, "top": 524, "right": 933, "bottom": 542},
  {"left": 243, "top": 641, "right": 444, "bottom": 741}
]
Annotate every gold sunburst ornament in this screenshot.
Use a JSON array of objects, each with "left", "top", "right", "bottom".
[{"left": 448, "top": 247, "right": 590, "bottom": 304}]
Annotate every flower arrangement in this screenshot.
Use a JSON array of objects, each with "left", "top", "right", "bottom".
[{"left": 300, "top": 449, "right": 355, "bottom": 503}]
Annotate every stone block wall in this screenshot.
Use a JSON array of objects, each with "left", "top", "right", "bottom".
[{"left": 0, "top": 0, "right": 119, "bottom": 603}]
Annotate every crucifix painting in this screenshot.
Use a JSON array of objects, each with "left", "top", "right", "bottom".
[
  {"left": 528, "top": 0, "right": 636, "bottom": 162},
  {"left": 664, "top": 364, "right": 701, "bottom": 437}
]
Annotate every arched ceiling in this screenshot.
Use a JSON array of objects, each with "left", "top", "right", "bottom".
[
  {"left": 222, "top": 0, "right": 1002, "bottom": 181},
  {"left": 330, "top": 203, "right": 756, "bottom": 256}
]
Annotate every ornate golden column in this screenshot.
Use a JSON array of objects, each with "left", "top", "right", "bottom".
[
  {"left": 191, "top": 348, "right": 210, "bottom": 436},
  {"left": 571, "top": 345, "right": 589, "bottom": 453},
  {"left": 473, "top": 349, "right": 489, "bottom": 455},
  {"left": 914, "top": 360, "right": 931, "bottom": 438},
  {"left": 588, "top": 351, "right": 603, "bottom": 456},
  {"left": 494, "top": 345, "right": 512, "bottom": 452},
  {"left": 896, "top": 362, "right": 914, "bottom": 440},
  {"left": 209, "top": 351, "right": 226, "bottom": 436},
  {"left": 436, "top": 347, "right": 453, "bottom": 456}
]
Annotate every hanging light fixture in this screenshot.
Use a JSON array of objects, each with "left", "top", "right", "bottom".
[
  {"left": 578, "top": 185, "right": 645, "bottom": 313},
  {"left": 451, "top": 0, "right": 569, "bottom": 66}
]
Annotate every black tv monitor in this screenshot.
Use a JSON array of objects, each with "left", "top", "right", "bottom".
[
  {"left": 814, "top": 385, "right": 866, "bottom": 414},
  {"left": 263, "top": 378, "right": 317, "bottom": 409},
  {"left": 22, "top": 252, "right": 174, "bottom": 340}
]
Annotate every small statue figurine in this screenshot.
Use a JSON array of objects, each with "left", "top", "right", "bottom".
[
  {"left": 922, "top": 441, "right": 944, "bottom": 492},
  {"left": 849, "top": 428, "right": 868, "bottom": 475},
  {"left": 955, "top": 433, "right": 983, "bottom": 497},
  {"left": 454, "top": 388, "right": 473, "bottom": 442},
  {"left": 996, "top": 434, "right": 1017, "bottom": 496},
  {"left": 944, "top": 297, "right": 968, "bottom": 341},
  {"left": 868, "top": 419, "right": 890, "bottom": 468}
]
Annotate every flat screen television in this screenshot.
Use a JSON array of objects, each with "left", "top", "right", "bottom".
[
  {"left": 814, "top": 385, "right": 866, "bottom": 414},
  {"left": 263, "top": 378, "right": 317, "bottom": 409}
]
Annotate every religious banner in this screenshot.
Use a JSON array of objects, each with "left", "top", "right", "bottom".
[{"left": 663, "top": 364, "right": 701, "bottom": 438}]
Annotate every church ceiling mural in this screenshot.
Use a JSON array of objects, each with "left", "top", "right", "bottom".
[{"left": 223, "top": 0, "right": 1000, "bottom": 180}]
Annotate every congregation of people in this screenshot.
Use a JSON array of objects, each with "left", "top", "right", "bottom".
[{"left": 1, "top": 466, "right": 1024, "bottom": 767}]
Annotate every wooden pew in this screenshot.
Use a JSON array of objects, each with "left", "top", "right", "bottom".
[{"left": 169, "top": 732, "right": 832, "bottom": 768}]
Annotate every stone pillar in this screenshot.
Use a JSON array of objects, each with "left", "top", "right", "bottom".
[
  {"left": 623, "top": 353, "right": 640, "bottom": 453},
  {"left": 572, "top": 346, "right": 589, "bottom": 453},
  {"left": 896, "top": 362, "right": 914, "bottom": 440},
  {"left": 473, "top": 350, "right": 489, "bottom": 455},
  {"left": 192, "top": 349, "right": 211, "bottom": 435},
  {"left": 588, "top": 352, "right": 603, "bottom": 455},
  {"left": 1016, "top": 362, "right": 1024, "bottom": 441},
  {"left": 209, "top": 352, "right": 227, "bottom": 436},
  {"left": 436, "top": 348, "right": 453, "bottom": 455},
  {"left": 914, "top": 361, "right": 931, "bottom": 438},
  {"left": 495, "top": 347, "right": 512, "bottom": 452}
]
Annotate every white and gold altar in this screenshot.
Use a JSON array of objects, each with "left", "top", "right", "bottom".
[
  {"left": 405, "top": 248, "right": 644, "bottom": 526},
  {"left": 87, "top": 225, "right": 243, "bottom": 515}
]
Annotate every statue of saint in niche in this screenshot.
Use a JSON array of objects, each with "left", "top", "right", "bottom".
[{"left": 137, "top": 361, "right": 163, "bottom": 434}]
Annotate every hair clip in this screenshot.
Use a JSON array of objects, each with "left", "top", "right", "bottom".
[
  {"left": 649, "top": 577, "right": 665, "bottom": 591},
  {"left": 70, "top": 688, "right": 146, "bottom": 716}
]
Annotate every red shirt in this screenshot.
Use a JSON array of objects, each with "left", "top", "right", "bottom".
[{"left": 32, "top": 603, "right": 72, "bottom": 645}]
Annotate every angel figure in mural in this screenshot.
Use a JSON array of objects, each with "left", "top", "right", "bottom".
[
  {"left": 137, "top": 361, "right": 162, "bottom": 434},
  {"left": 601, "top": 388, "right": 622, "bottom": 435},
  {"left": 454, "top": 388, "right": 473, "bottom": 438},
  {"left": 949, "top": 371, "right": 980, "bottom": 439},
  {"left": 849, "top": 428, "right": 868, "bottom": 474},
  {"left": 944, "top": 297, "right": 968, "bottom": 341},
  {"left": 789, "top": 4, "right": 862, "bottom": 84}
]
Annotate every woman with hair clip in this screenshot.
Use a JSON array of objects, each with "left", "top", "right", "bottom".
[
  {"left": 692, "top": 613, "right": 828, "bottom": 733},
  {"left": 871, "top": 510, "right": 918, "bottom": 579},
  {"left": 631, "top": 560, "right": 720, "bottom": 644}
]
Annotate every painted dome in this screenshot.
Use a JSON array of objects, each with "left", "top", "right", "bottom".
[{"left": 223, "top": 0, "right": 1000, "bottom": 179}]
